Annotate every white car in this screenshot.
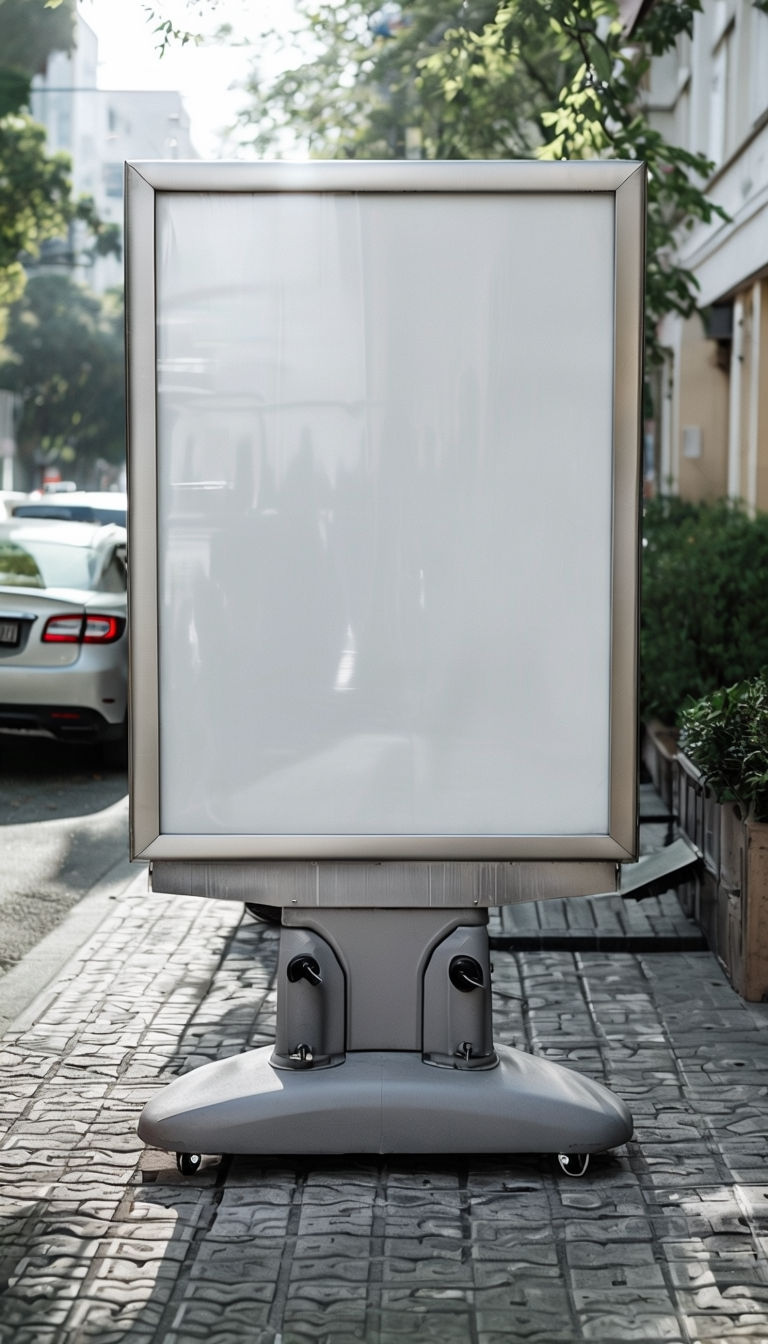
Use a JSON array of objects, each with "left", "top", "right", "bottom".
[
  {"left": 0, "top": 518, "right": 127, "bottom": 748},
  {"left": 12, "top": 491, "right": 127, "bottom": 527}
]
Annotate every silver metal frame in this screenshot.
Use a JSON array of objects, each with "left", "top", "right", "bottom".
[{"left": 125, "top": 159, "right": 644, "bottom": 864}]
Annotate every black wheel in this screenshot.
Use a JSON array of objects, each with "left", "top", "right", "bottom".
[
  {"left": 176, "top": 1152, "right": 202, "bottom": 1175},
  {"left": 244, "top": 903, "right": 281, "bottom": 925},
  {"left": 557, "top": 1152, "right": 590, "bottom": 1177}
]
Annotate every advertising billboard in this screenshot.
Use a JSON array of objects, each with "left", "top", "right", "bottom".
[{"left": 126, "top": 160, "right": 643, "bottom": 869}]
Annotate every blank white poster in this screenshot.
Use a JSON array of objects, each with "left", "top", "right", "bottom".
[{"left": 154, "top": 190, "right": 615, "bottom": 838}]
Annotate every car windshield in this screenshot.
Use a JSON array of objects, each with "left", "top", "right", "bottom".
[
  {"left": 0, "top": 538, "right": 102, "bottom": 590},
  {"left": 14, "top": 503, "right": 127, "bottom": 526}
]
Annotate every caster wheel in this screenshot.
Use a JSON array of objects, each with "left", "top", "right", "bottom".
[
  {"left": 556, "top": 1152, "right": 590, "bottom": 1177},
  {"left": 176, "top": 1152, "right": 202, "bottom": 1176}
]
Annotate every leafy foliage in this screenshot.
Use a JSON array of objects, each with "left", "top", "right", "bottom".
[
  {"left": 243, "top": 1, "right": 561, "bottom": 161},
  {"left": 0, "top": 116, "right": 117, "bottom": 320},
  {"left": 0, "top": 0, "right": 118, "bottom": 337},
  {"left": 240, "top": 0, "right": 725, "bottom": 367},
  {"left": 0, "top": 0, "right": 73, "bottom": 115},
  {"left": 679, "top": 673, "right": 768, "bottom": 823},
  {"left": 530, "top": 0, "right": 727, "bottom": 367},
  {"left": 641, "top": 499, "right": 768, "bottom": 724},
  {"left": 0, "top": 273, "right": 125, "bottom": 482}
]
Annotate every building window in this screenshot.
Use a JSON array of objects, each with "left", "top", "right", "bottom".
[{"left": 103, "top": 162, "right": 123, "bottom": 199}]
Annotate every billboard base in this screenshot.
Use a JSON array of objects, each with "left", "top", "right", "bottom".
[
  {"left": 138, "top": 1044, "right": 631, "bottom": 1163},
  {"left": 138, "top": 910, "right": 633, "bottom": 1170}
]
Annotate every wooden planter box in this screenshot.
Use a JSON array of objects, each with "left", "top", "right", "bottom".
[
  {"left": 675, "top": 749, "right": 768, "bottom": 1001},
  {"left": 641, "top": 718, "right": 678, "bottom": 811},
  {"left": 642, "top": 722, "right": 768, "bottom": 1001}
]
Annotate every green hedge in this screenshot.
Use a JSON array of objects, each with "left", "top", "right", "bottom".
[
  {"left": 641, "top": 498, "right": 768, "bottom": 724},
  {"left": 678, "top": 674, "right": 768, "bottom": 822}
]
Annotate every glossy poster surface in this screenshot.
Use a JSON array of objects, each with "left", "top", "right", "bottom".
[{"left": 155, "top": 190, "right": 615, "bottom": 839}]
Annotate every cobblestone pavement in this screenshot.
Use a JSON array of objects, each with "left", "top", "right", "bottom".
[{"left": 2, "top": 875, "right": 768, "bottom": 1344}]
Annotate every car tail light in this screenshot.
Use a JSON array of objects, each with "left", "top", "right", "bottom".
[
  {"left": 83, "top": 615, "right": 123, "bottom": 643},
  {"left": 42, "top": 614, "right": 125, "bottom": 644},
  {"left": 42, "top": 615, "right": 83, "bottom": 642}
]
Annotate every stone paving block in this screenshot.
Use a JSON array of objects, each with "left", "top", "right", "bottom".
[
  {"left": 206, "top": 1209, "right": 292, "bottom": 1240},
  {"left": 661, "top": 1234, "right": 764, "bottom": 1269},
  {"left": 280, "top": 1291, "right": 368, "bottom": 1324},
  {"left": 379, "top": 1287, "right": 471, "bottom": 1310},
  {"left": 556, "top": 1184, "right": 647, "bottom": 1214},
  {"left": 471, "top": 1282, "right": 573, "bottom": 1323},
  {"left": 165, "top": 1300, "right": 273, "bottom": 1338},
  {"left": 383, "top": 1215, "right": 465, "bottom": 1244},
  {"left": 565, "top": 1240, "right": 658, "bottom": 1269},
  {"left": 0, "top": 1292, "right": 72, "bottom": 1327},
  {"left": 193, "top": 1246, "right": 285, "bottom": 1285},
  {"left": 66, "top": 1309, "right": 166, "bottom": 1343},
  {"left": 295, "top": 1183, "right": 377, "bottom": 1209},
  {"left": 375, "top": 1310, "right": 474, "bottom": 1341},
  {"left": 472, "top": 1254, "right": 561, "bottom": 1286},
  {"left": 467, "top": 1193, "right": 558, "bottom": 1224},
  {"left": 291, "top": 1231, "right": 373, "bottom": 1259},
  {"left": 684, "top": 1313, "right": 768, "bottom": 1338},
  {"left": 382, "top": 1250, "right": 474, "bottom": 1286},
  {"left": 0, "top": 1330, "right": 62, "bottom": 1344},
  {"left": 735, "top": 1187, "right": 768, "bottom": 1226},
  {"left": 577, "top": 1310, "right": 684, "bottom": 1340},
  {"left": 284, "top": 1251, "right": 369, "bottom": 1285},
  {"left": 304, "top": 1163, "right": 380, "bottom": 1185},
  {"left": 562, "top": 1216, "right": 654, "bottom": 1241},
  {"left": 464, "top": 1166, "right": 546, "bottom": 1190},
  {"left": 174, "top": 1280, "right": 278, "bottom": 1314},
  {"left": 474, "top": 1315, "right": 579, "bottom": 1344},
  {"left": 678, "top": 1283, "right": 768, "bottom": 1313},
  {"left": 383, "top": 1166, "right": 460, "bottom": 1191},
  {"left": 471, "top": 1223, "right": 564, "bottom": 1255},
  {"left": 569, "top": 1262, "right": 666, "bottom": 1290}
]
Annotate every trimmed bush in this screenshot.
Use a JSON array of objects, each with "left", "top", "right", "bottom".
[
  {"left": 678, "top": 673, "right": 768, "bottom": 822},
  {"left": 641, "top": 498, "right": 768, "bottom": 724}
]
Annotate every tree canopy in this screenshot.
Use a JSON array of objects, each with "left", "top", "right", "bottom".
[
  {"left": 0, "top": 273, "right": 125, "bottom": 484},
  {"left": 239, "top": 0, "right": 726, "bottom": 368},
  {"left": 0, "top": 0, "right": 117, "bottom": 336}
]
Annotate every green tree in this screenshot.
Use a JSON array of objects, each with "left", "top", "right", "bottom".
[
  {"left": 240, "top": 0, "right": 726, "bottom": 369},
  {"left": 0, "top": 0, "right": 118, "bottom": 334},
  {"left": 0, "top": 273, "right": 125, "bottom": 487},
  {"left": 0, "top": 0, "right": 73, "bottom": 116}
]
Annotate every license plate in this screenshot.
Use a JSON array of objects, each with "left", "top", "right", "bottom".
[{"left": 0, "top": 620, "right": 19, "bottom": 646}]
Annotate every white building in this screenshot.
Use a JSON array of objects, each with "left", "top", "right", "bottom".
[
  {"left": 643, "top": 0, "right": 768, "bottom": 508},
  {"left": 31, "top": 13, "right": 197, "bottom": 292}
]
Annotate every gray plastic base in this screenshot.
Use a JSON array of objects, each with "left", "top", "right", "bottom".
[{"left": 138, "top": 1043, "right": 633, "bottom": 1158}]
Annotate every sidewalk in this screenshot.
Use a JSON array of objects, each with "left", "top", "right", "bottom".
[{"left": 2, "top": 848, "right": 768, "bottom": 1342}]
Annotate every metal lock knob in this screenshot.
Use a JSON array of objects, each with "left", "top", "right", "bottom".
[
  {"left": 449, "top": 955, "right": 484, "bottom": 993},
  {"left": 287, "top": 955, "right": 323, "bottom": 986}
]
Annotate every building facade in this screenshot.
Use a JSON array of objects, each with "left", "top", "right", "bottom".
[
  {"left": 645, "top": 0, "right": 768, "bottom": 508},
  {"left": 31, "top": 13, "right": 197, "bottom": 292}
]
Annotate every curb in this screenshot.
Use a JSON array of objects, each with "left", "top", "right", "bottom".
[
  {"left": 489, "top": 930, "right": 707, "bottom": 953},
  {"left": 0, "top": 856, "right": 148, "bottom": 1036}
]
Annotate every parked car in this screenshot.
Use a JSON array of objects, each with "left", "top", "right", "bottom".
[
  {"left": 0, "top": 518, "right": 127, "bottom": 750},
  {"left": 0, "top": 491, "right": 29, "bottom": 520},
  {"left": 12, "top": 491, "right": 127, "bottom": 527}
]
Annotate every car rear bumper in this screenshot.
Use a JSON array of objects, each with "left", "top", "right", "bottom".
[
  {"left": 0, "top": 704, "right": 125, "bottom": 742},
  {"left": 0, "top": 656, "right": 126, "bottom": 727}
]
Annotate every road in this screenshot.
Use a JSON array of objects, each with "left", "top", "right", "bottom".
[{"left": 0, "top": 736, "right": 130, "bottom": 972}]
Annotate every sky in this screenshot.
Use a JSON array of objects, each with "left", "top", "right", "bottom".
[{"left": 77, "top": 0, "right": 299, "bottom": 157}]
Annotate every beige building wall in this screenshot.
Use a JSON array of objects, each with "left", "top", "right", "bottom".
[
  {"left": 645, "top": 0, "right": 768, "bottom": 507},
  {"left": 757, "top": 280, "right": 768, "bottom": 514},
  {"left": 675, "top": 315, "right": 729, "bottom": 501}
]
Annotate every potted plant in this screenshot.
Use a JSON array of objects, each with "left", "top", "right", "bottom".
[
  {"left": 678, "top": 674, "right": 768, "bottom": 1001},
  {"left": 640, "top": 497, "right": 768, "bottom": 816}
]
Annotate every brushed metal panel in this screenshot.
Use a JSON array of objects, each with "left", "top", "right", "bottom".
[{"left": 149, "top": 859, "right": 618, "bottom": 906}]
